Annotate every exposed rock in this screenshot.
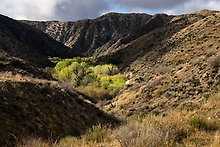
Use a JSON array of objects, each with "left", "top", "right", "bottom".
[{"left": 22, "top": 13, "right": 152, "bottom": 54}]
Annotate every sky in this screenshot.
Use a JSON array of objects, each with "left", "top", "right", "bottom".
[{"left": 0, "top": 0, "right": 220, "bottom": 21}]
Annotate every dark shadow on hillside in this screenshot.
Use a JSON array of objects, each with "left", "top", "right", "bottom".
[
  {"left": 97, "top": 14, "right": 201, "bottom": 69},
  {"left": 0, "top": 81, "right": 120, "bottom": 146},
  {"left": 0, "top": 14, "right": 80, "bottom": 67},
  {"left": 0, "top": 51, "right": 52, "bottom": 79}
]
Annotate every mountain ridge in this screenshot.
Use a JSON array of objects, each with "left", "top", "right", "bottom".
[
  {"left": 22, "top": 13, "right": 152, "bottom": 54},
  {"left": 0, "top": 14, "right": 80, "bottom": 67}
]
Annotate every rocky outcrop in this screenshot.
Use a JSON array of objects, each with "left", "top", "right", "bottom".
[{"left": 23, "top": 13, "right": 152, "bottom": 54}]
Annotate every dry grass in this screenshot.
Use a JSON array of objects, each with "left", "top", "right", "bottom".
[{"left": 16, "top": 92, "right": 220, "bottom": 147}]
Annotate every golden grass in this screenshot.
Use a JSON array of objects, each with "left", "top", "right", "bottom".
[{"left": 16, "top": 92, "right": 220, "bottom": 147}]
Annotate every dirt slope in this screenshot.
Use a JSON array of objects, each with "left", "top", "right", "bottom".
[{"left": 100, "top": 10, "right": 220, "bottom": 117}]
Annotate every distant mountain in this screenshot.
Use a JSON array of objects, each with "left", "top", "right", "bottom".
[
  {"left": 22, "top": 13, "right": 152, "bottom": 54},
  {"left": 0, "top": 14, "right": 79, "bottom": 67}
]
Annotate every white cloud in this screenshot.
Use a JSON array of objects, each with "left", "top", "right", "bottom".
[
  {"left": 0, "top": 0, "right": 109, "bottom": 20},
  {"left": 0, "top": 0, "right": 58, "bottom": 20},
  {"left": 55, "top": 0, "right": 109, "bottom": 20}
]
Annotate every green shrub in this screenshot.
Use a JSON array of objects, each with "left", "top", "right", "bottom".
[
  {"left": 76, "top": 85, "right": 110, "bottom": 102},
  {"left": 100, "top": 74, "right": 126, "bottom": 96},
  {"left": 82, "top": 124, "right": 107, "bottom": 142},
  {"left": 91, "top": 64, "right": 119, "bottom": 75},
  {"left": 54, "top": 59, "right": 76, "bottom": 72}
]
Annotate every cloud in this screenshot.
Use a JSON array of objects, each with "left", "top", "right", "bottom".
[
  {"left": 113, "top": 0, "right": 220, "bottom": 14},
  {"left": 0, "top": 0, "right": 109, "bottom": 20},
  {"left": 0, "top": 0, "right": 219, "bottom": 21},
  {"left": 112, "top": 0, "right": 191, "bottom": 11},
  {"left": 0, "top": 0, "right": 57, "bottom": 20},
  {"left": 55, "top": 0, "right": 109, "bottom": 21},
  {"left": 164, "top": 0, "right": 220, "bottom": 14}
]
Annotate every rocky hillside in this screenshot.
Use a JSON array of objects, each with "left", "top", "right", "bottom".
[
  {"left": 22, "top": 13, "right": 152, "bottom": 54},
  {"left": 0, "top": 14, "right": 79, "bottom": 66},
  {"left": 100, "top": 10, "right": 220, "bottom": 117}
]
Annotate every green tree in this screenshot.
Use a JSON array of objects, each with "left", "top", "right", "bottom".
[
  {"left": 69, "top": 62, "right": 91, "bottom": 86},
  {"left": 52, "top": 57, "right": 126, "bottom": 100}
]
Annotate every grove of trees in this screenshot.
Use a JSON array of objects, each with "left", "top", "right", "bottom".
[{"left": 52, "top": 57, "right": 126, "bottom": 102}]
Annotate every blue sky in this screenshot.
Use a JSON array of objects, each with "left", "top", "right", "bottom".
[{"left": 0, "top": 0, "right": 220, "bottom": 21}]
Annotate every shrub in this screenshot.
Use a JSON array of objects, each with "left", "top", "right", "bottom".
[
  {"left": 54, "top": 59, "right": 76, "bottom": 72},
  {"left": 188, "top": 116, "right": 218, "bottom": 131},
  {"left": 55, "top": 67, "right": 72, "bottom": 81},
  {"left": 76, "top": 85, "right": 110, "bottom": 102},
  {"left": 80, "top": 73, "right": 97, "bottom": 86},
  {"left": 209, "top": 56, "right": 220, "bottom": 68},
  {"left": 82, "top": 124, "right": 107, "bottom": 142},
  {"left": 68, "top": 62, "right": 91, "bottom": 86},
  {"left": 99, "top": 74, "right": 126, "bottom": 96},
  {"left": 91, "top": 64, "right": 119, "bottom": 75}
]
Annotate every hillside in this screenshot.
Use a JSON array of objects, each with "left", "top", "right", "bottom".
[
  {"left": 100, "top": 10, "right": 220, "bottom": 116},
  {"left": 0, "top": 14, "right": 79, "bottom": 66},
  {"left": 22, "top": 13, "right": 152, "bottom": 54},
  {"left": 0, "top": 27, "right": 118, "bottom": 146},
  {"left": 0, "top": 14, "right": 119, "bottom": 146}
]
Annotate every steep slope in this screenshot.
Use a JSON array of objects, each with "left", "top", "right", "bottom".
[
  {"left": 94, "top": 13, "right": 172, "bottom": 58},
  {"left": 22, "top": 13, "right": 152, "bottom": 54},
  {"left": 0, "top": 51, "right": 118, "bottom": 146},
  {"left": 100, "top": 10, "right": 220, "bottom": 117},
  {"left": 0, "top": 14, "right": 79, "bottom": 66}
]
